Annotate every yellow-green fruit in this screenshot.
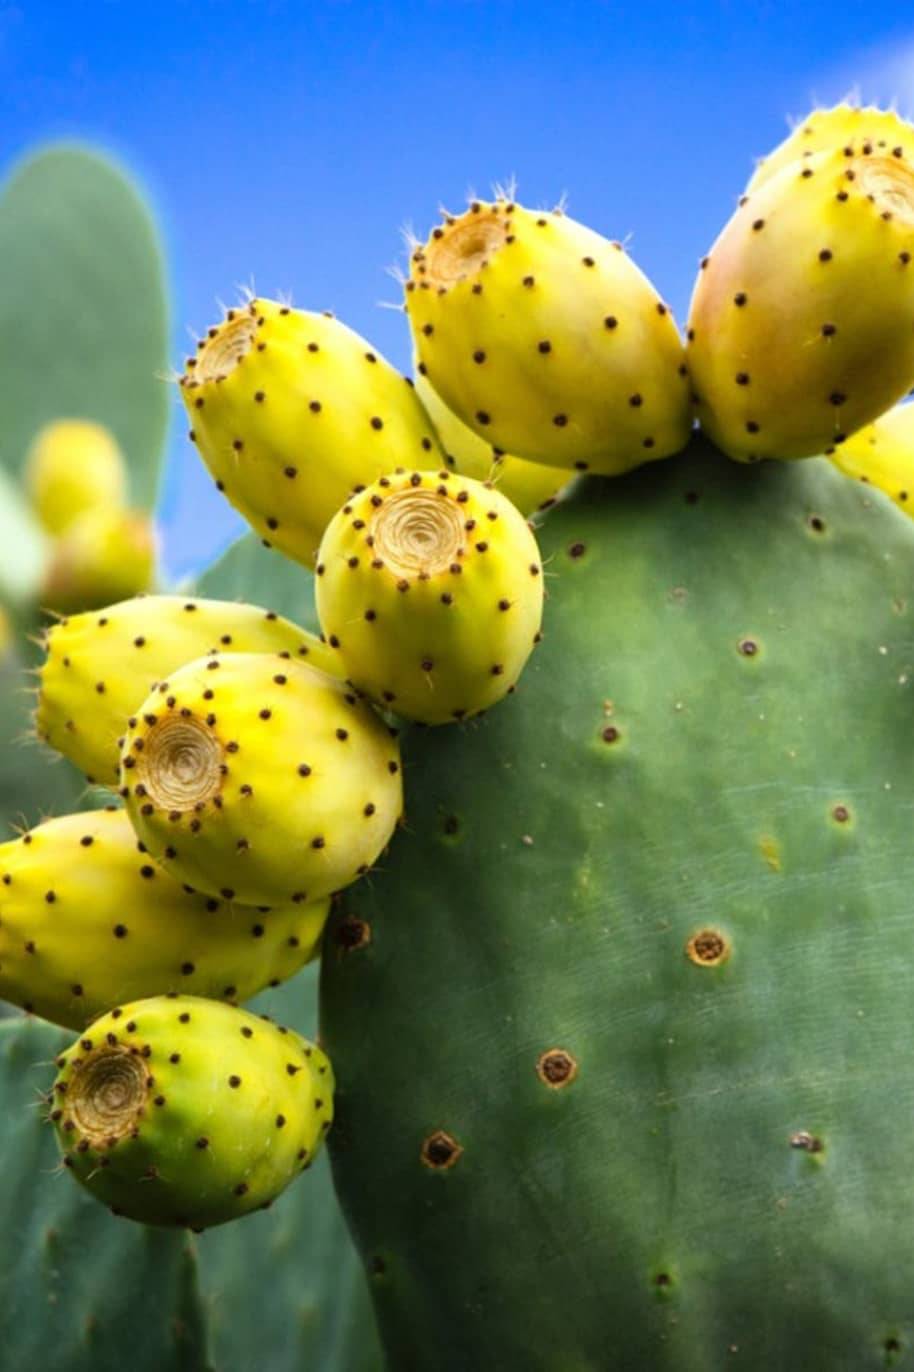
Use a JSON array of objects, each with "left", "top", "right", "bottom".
[
  {"left": 687, "top": 148, "right": 914, "bottom": 461},
  {"left": 829, "top": 401, "right": 914, "bottom": 512},
  {"left": 42, "top": 507, "right": 156, "bottom": 613},
  {"left": 748, "top": 103, "right": 914, "bottom": 193},
  {"left": 315, "top": 469, "right": 543, "bottom": 724},
  {"left": 0, "top": 809, "right": 328, "bottom": 1031},
  {"left": 180, "top": 297, "right": 444, "bottom": 568},
  {"left": 121, "top": 653, "right": 403, "bottom": 906},
  {"left": 50, "top": 995, "right": 333, "bottom": 1228},
  {"left": 414, "top": 369, "right": 573, "bottom": 514},
  {"left": 26, "top": 419, "right": 127, "bottom": 536},
  {"left": 407, "top": 199, "right": 692, "bottom": 475},
  {"left": 0, "top": 605, "right": 11, "bottom": 660},
  {"left": 36, "top": 594, "right": 337, "bottom": 786}
]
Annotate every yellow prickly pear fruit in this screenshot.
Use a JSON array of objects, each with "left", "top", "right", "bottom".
[
  {"left": 748, "top": 103, "right": 914, "bottom": 193},
  {"left": 829, "top": 401, "right": 914, "bottom": 512},
  {"left": 406, "top": 198, "right": 692, "bottom": 475},
  {"left": 180, "top": 298, "right": 444, "bottom": 568},
  {"left": 315, "top": 469, "right": 543, "bottom": 724},
  {"left": 120, "top": 652, "right": 403, "bottom": 906},
  {"left": 42, "top": 507, "right": 156, "bottom": 613},
  {"left": 687, "top": 148, "right": 914, "bottom": 461},
  {"left": 36, "top": 593, "right": 338, "bottom": 786},
  {"left": 0, "top": 809, "right": 328, "bottom": 1031},
  {"left": 49, "top": 995, "right": 333, "bottom": 1228},
  {"left": 414, "top": 369, "right": 573, "bottom": 515},
  {"left": 25, "top": 419, "right": 128, "bottom": 536}
]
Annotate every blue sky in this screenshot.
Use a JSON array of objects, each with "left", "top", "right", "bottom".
[{"left": 3, "top": 0, "right": 914, "bottom": 578}]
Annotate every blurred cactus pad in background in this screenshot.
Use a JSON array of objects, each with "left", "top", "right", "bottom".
[{"left": 7, "top": 99, "right": 914, "bottom": 1372}]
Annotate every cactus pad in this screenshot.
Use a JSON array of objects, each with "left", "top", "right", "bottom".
[{"left": 322, "top": 436, "right": 914, "bottom": 1370}]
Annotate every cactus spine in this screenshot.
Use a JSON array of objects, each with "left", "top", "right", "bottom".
[
  {"left": 121, "top": 652, "right": 403, "bottom": 906},
  {"left": 315, "top": 469, "right": 544, "bottom": 723},
  {"left": 180, "top": 298, "right": 444, "bottom": 568},
  {"left": 50, "top": 995, "right": 333, "bottom": 1228},
  {"left": 0, "top": 809, "right": 328, "bottom": 1030},
  {"left": 407, "top": 198, "right": 692, "bottom": 474}
]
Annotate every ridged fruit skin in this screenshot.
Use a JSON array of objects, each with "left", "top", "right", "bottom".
[
  {"left": 121, "top": 652, "right": 403, "bottom": 906},
  {"left": 414, "top": 370, "right": 573, "bottom": 514},
  {"left": 315, "top": 470, "right": 543, "bottom": 724},
  {"left": 36, "top": 593, "right": 338, "bottom": 786},
  {"left": 687, "top": 148, "right": 914, "bottom": 461},
  {"left": 829, "top": 400, "right": 914, "bottom": 513},
  {"left": 748, "top": 103, "right": 914, "bottom": 192},
  {"left": 0, "top": 808, "right": 329, "bottom": 1030},
  {"left": 25, "top": 419, "right": 128, "bottom": 535},
  {"left": 322, "top": 438, "right": 914, "bottom": 1371},
  {"left": 50, "top": 995, "right": 333, "bottom": 1228},
  {"left": 180, "top": 297, "right": 443, "bottom": 568},
  {"left": 42, "top": 508, "right": 156, "bottom": 613},
  {"left": 407, "top": 199, "right": 692, "bottom": 474}
]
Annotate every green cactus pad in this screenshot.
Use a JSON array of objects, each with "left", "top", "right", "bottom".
[{"left": 322, "top": 436, "right": 914, "bottom": 1371}]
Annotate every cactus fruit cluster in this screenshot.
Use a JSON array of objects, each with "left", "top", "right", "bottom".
[{"left": 8, "top": 100, "right": 914, "bottom": 1369}]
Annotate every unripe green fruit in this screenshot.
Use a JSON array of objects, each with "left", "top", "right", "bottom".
[
  {"left": 0, "top": 808, "right": 328, "bottom": 1030},
  {"left": 315, "top": 469, "right": 544, "bottom": 724},
  {"left": 50, "top": 995, "right": 333, "bottom": 1228},
  {"left": 121, "top": 652, "right": 403, "bottom": 906},
  {"left": 36, "top": 593, "right": 338, "bottom": 786},
  {"left": 180, "top": 297, "right": 444, "bottom": 568}
]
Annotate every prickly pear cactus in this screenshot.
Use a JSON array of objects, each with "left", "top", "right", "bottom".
[{"left": 322, "top": 436, "right": 914, "bottom": 1370}]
